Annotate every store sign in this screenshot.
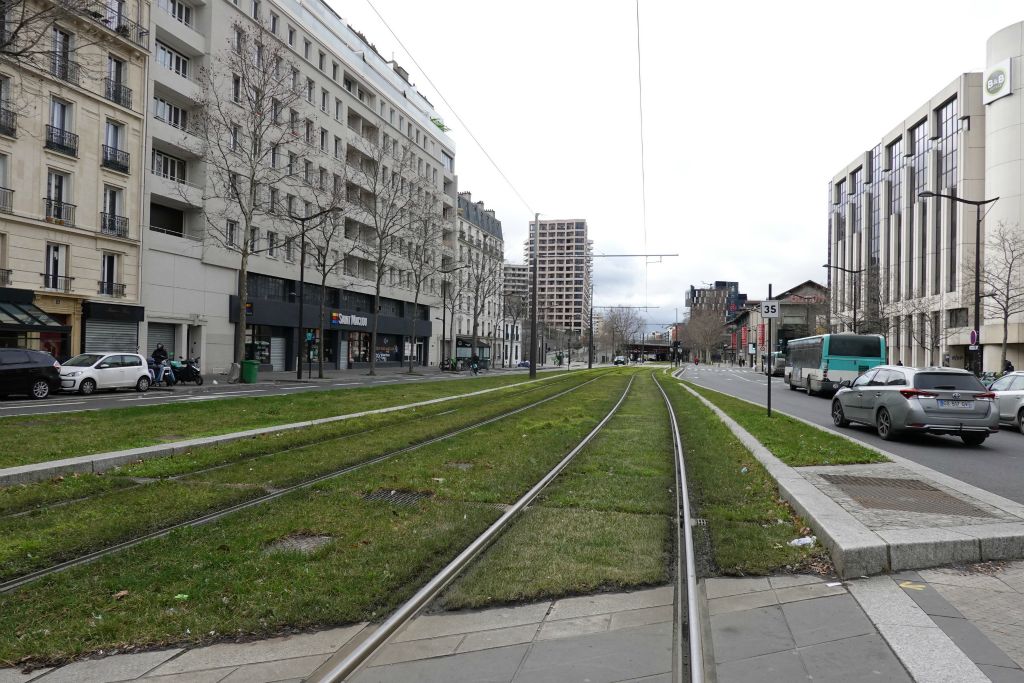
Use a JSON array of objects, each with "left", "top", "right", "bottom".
[
  {"left": 757, "top": 323, "right": 765, "bottom": 346},
  {"left": 330, "top": 311, "right": 368, "bottom": 327},
  {"left": 984, "top": 59, "right": 1013, "bottom": 105},
  {"left": 741, "top": 326, "right": 748, "bottom": 346}
]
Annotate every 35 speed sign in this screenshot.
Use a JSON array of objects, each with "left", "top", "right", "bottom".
[{"left": 760, "top": 300, "right": 780, "bottom": 318}]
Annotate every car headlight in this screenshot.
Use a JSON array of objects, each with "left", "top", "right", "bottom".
[{"left": 63, "top": 371, "right": 82, "bottom": 377}]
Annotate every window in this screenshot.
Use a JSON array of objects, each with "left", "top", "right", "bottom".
[
  {"left": 303, "top": 159, "right": 311, "bottom": 182},
  {"left": 269, "top": 11, "right": 278, "bottom": 33},
  {"left": 334, "top": 98, "right": 342, "bottom": 120},
  {"left": 232, "top": 74, "right": 241, "bottom": 102},
  {"left": 229, "top": 123, "right": 239, "bottom": 151},
  {"left": 49, "top": 96, "right": 71, "bottom": 131},
  {"left": 51, "top": 28, "right": 73, "bottom": 82},
  {"left": 290, "top": 68, "right": 298, "bottom": 89},
  {"left": 158, "top": 0, "right": 192, "bottom": 27},
  {"left": 270, "top": 144, "right": 279, "bottom": 167},
  {"left": 43, "top": 243, "right": 66, "bottom": 289},
  {"left": 318, "top": 166, "right": 326, "bottom": 189},
  {"left": 152, "top": 150, "right": 186, "bottom": 181},
  {"left": 318, "top": 51, "right": 325, "bottom": 71},
  {"left": 389, "top": 107, "right": 394, "bottom": 124},
  {"left": 45, "top": 170, "right": 71, "bottom": 224},
  {"left": 284, "top": 236, "right": 293, "bottom": 260},
  {"left": 442, "top": 151, "right": 453, "bottom": 173},
  {"left": 153, "top": 96, "right": 187, "bottom": 129},
  {"left": 226, "top": 219, "right": 237, "bottom": 246},
  {"left": 232, "top": 27, "right": 244, "bottom": 52},
  {"left": 266, "top": 231, "right": 276, "bottom": 256},
  {"left": 303, "top": 39, "right": 310, "bottom": 59},
  {"left": 287, "top": 26, "right": 294, "bottom": 46},
  {"left": 334, "top": 136, "right": 343, "bottom": 158},
  {"left": 155, "top": 42, "right": 188, "bottom": 77},
  {"left": 320, "top": 88, "right": 328, "bottom": 112},
  {"left": 304, "top": 118, "right": 313, "bottom": 143},
  {"left": 100, "top": 252, "right": 118, "bottom": 292},
  {"left": 306, "top": 78, "right": 314, "bottom": 103},
  {"left": 250, "top": 0, "right": 259, "bottom": 19},
  {"left": 331, "top": 62, "right": 338, "bottom": 80},
  {"left": 319, "top": 127, "right": 327, "bottom": 151},
  {"left": 287, "top": 152, "right": 295, "bottom": 174},
  {"left": 269, "top": 187, "right": 278, "bottom": 213}
]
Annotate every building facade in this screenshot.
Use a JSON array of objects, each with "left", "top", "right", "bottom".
[
  {"left": 685, "top": 281, "right": 747, "bottom": 320},
  {"left": 828, "top": 72, "right": 986, "bottom": 369},
  {"left": 140, "top": 0, "right": 457, "bottom": 372},
  {"left": 523, "top": 218, "right": 592, "bottom": 347},
  {"left": 0, "top": 0, "right": 151, "bottom": 358}
]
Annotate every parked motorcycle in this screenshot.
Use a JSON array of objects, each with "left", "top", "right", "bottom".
[{"left": 172, "top": 357, "right": 204, "bottom": 385}]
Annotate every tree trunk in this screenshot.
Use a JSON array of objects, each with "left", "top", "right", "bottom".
[
  {"left": 234, "top": 251, "right": 249, "bottom": 366},
  {"left": 408, "top": 288, "right": 419, "bottom": 374},
  {"left": 449, "top": 305, "right": 456, "bottom": 369},
  {"left": 1002, "top": 314, "right": 1009, "bottom": 374},
  {"left": 369, "top": 285, "right": 380, "bottom": 376},
  {"left": 318, "top": 278, "right": 327, "bottom": 379}
]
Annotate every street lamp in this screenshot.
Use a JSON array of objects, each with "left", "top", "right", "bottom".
[
  {"left": 919, "top": 191, "right": 999, "bottom": 375},
  {"left": 288, "top": 206, "right": 340, "bottom": 381},
  {"left": 822, "top": 264, "right": 864, "bottom": 334}
]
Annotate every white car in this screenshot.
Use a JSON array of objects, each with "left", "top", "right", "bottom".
[
  {"left": 60, "top": 353, "right": 151, "bottom": 395},
  {"left": 989, "top": 371, "right": 1024, "bottom": 432}
]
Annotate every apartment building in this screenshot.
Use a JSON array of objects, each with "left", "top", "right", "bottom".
[
  {"left": 0, "top": 0, "right": 150, "bottom": 358},
  {"left": 448, "top": 191, "right": 513, "bottom": 366},
  {"left": 140, "top": 0, "right": 457, "bottom": 372},
  {"left": 523, "top": 218, "right": 592, "bottom": 342},
  {"left": 503, "top": 262, "right": 528, "bottom": 300},
  {"left": 685, "top": 281, "right": 747, "bottom": 320}
]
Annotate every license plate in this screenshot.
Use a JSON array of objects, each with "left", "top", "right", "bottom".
[{"left": 937, "top": 400, "right": 974, "bottom": 409}]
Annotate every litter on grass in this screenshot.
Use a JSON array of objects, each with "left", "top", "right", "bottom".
[{"left": 788, "top": 536, "right": 817, "bottom": 547}]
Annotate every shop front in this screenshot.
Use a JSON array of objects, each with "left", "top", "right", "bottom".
[
  {"left": 83, "top": 301, "right": 144, "bottom": 354},
  {"left": 0, "top": 288, "right": 72, "bottom": 360},
  {"left": 455, "top": 337, "right": 491, "bottom": 368}
]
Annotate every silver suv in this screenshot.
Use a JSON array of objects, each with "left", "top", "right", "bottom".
[
  {"left": 830, "top": 366, "right": 998, "bottom": 446},
  {"left": 989, "top": 371, "right": 1024, "bottom": 432}
]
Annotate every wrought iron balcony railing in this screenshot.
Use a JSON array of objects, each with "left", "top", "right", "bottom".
[
  {"left": 104, "top": 78, "right": 132, "bottom": 109},
  {"left": 50, "top": 53, "right": 80, "bottom": 85},
  {"left": 0, "top": 107, "right": 16, "bottom": 137},
  {"left": 98, "top": 281, "right": 126, "bottom": 297},
  {"left": 0, "top": 268, "right": 10, "bottom": 286},
  {"left": 41, "top": 273, "right": 73, "bottom": 292},
  {"left": 45, "top": 125, "right": 78, "bottom": 156},
  {"left": 0, "top": 186, "right": 12, "bottom": 214},
  {"left": 43, "top": 198, "right": 76, "bottom": 227},
  {"left": 100, "top": 212, "right": 129, "bottom": 238},
  {"left": 101, "top": 145, "right": 130, "bottom": 173}
]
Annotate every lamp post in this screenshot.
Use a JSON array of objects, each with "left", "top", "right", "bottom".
[
  {"left": 289, "top": 207, "right": 339, "bottom": 380},
  {"left": 822, "top": 264, "right": 864, "bottom": 334},
  {"left": 919, "top": 191, "right": 999, "bottom": 375}
]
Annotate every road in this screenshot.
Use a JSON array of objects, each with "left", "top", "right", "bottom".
[
  {"left": 0, "top": 366, "right": 543, "bottom": 418},
  {"left": 681, "top": 364, "right": 1024, "bottom": 505}
]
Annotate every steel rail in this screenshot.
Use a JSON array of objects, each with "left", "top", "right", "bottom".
[
  {"left": 0, "top": 374, "right": 605, "bottom": 594},
  {"left": 312, "top": 374, "right": 636, "bottom": 683},
  {"left": 654, "top": 372, "right": 704, "bottom": 683}
]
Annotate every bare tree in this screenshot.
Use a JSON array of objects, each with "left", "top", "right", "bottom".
[
  {"left": 440, "top": 267, "right": 466, "bottom": 367},
  {"left": 603, "top": 308, "right": 643, "bottom": 358},
  {"left": 348, "top": 138, "right": 419, "bottom": 375},
  {"left": 502, "top": 291, "right": 527, "bottom": 367},
  {"left": 188, "top": 22, "right": 307, "bottom": 369},
  {"left": 465, "top": 252, "right": 503, "bottom": 365},
  {"left": 402, "top": 188, "right": 444, "bottom": 373},
  {"left": 684, "top": 309, "right": 724, "bottom": 362},
  {"left": 967, "top": 221, "right": 1024, "bottom": 372}
]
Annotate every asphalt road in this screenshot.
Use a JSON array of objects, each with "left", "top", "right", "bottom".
[
  {"left": 681, "top": 364, "right": 1024, "bottom": 505},
  {"left": 0, "top": 366, "right": 542, "bottom": 418}
]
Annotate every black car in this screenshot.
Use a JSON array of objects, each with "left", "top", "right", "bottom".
[{"left": 0, "top": 348, "right": 61, "bottom": 399}]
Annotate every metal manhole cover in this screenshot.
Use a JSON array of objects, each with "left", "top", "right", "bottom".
[
  {"left": 820, "top": 474, "right": 994, "bottom": 518},
  {"left": 362, "top": 489, "right": 433, "bottom": 506}
]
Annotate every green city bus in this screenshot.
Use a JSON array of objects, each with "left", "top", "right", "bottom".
[{"left": 785, "top": 333, "right": 887, "bottom": 396}]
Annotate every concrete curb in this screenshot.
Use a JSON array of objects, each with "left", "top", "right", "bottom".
[
  {"left": 0, "top": 374, "right": 562, "bottom": 486},
  {"left": 678, "top": 383, "right": 889, "bottom": 578},
  {"left": 676, "top": 374, "right": 1024, "bottom": 578}
]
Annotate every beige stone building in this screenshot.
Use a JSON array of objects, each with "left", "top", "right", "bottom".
[{"left": 0, "top": 0, "right": 150, "bottom": 357}]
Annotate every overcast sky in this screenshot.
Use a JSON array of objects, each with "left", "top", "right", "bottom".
[{"left": 329, "top": 0, "right": 1024, "bottom": 326}]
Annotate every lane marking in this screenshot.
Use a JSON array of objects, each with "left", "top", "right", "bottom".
[
  {"left": 899, "top": 580, "right": 926, "bottom": 591},
  {"left": 333, "top": 382, "right": 358, "bottom": 386},
  {"left": 0, "top": 401, "right": 87, "bottom": 410}
]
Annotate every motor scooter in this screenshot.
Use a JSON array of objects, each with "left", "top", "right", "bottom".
[
  {"left": 173, "top": 357, "right": 204, "bottom": 385},
  {"left": 147, "top": 358, "right": 176, "bottom": 386}
]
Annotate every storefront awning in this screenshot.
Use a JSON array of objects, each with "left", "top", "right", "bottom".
[
  {"left": 456, "top": 337, "right": 490, "bottom": 348},
  {"left": 0, "top": 302, "right": 69, "bottom": 330}
]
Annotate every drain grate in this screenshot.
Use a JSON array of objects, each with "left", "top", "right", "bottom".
[
  {"left": 362, "top": 489, "right": 433, "bottom": 506},
  {"left": 820, "top": 474, "right": 995, "bottom": 518}
]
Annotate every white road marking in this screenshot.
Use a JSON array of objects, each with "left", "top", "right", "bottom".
[
  {"left": 0, "top": 401, "right": 86, "bottom": 410},
  {"left": 333, "top": 382, "right": 358, "bottom": 386}
]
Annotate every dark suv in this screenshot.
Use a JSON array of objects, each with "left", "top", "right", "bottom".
[{"left": 0, "top": 348, "right": 61, "bottom": 399}]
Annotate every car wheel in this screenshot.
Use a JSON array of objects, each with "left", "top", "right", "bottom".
[
  {"left": 30, "top": 379, "right": 51, "bottom": 400},
  {"left": 79, "top": 378, "right": 96, "bottom": 395},
  {"left": 194, "top": 375, "right": 204, "bottom": 386},
  {"left": 806, "top": 378, "right": 816, "bottom": 397},
  {"left": 1017, "top": 407, "right": 1024, "bottom": 434},
  {"left": 831, "top": 400, "right": 850, "bottom": 427},
  {"left": 789, "top": 378, "right": 798, "bottom": 391},
  {"left": 876, "top": 407, "right": 895, "bottom": 441},
  {"left": 962, "top": 432, "right": 987, "bottom": 447},
  {"left": 136, "top": 376, "right": 150, "bottom": 392}
]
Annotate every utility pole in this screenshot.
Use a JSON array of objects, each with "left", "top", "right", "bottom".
[
  {"left": 529, "top": 213, "right": 539, "bottom": 379},
  {"left": 767, "top": 283, "right": 772, "bottom": 417}
]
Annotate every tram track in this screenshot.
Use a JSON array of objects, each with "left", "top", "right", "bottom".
[{"left": 0, "top": 372, "right": 606, "bottom": 595}]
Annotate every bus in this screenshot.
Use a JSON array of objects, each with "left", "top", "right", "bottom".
[{"left": 785, "top": 333, "right": 886, "bottom": 396}]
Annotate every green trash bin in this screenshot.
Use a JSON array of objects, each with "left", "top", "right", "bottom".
[{"left": 240, "top": 360, "right": 259, "bottom": 384}]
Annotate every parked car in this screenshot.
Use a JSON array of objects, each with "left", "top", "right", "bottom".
[
  {"left": 0, "top": 348, "right": 61, "bottom": 399},
  {"left": 830, "top": 366, "right": 998, "bottom": 446},
  {"left": 517, "top": 360, "right": 530, "bottom": 368},
  {"left": 60, "top": 353, "right": 151, "bottom": 395},
  {"left": 989, "top": 371, "right": 1024, "bottom": 433},
  {"left": 613, "top": 356, "right": 627, "bottom": 366},
  {"left": 767, "top": 351, "right": 785, "bottom": 377}
]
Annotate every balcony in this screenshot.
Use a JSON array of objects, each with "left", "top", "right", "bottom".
[
  {"left": 41, "top": 273, "right": 73, "bottom": 292},
  {"left": 0, "top": 187, "right": 12, "bottom": 214},
  {"left": 100, "top": 212, "right": 129, "bottom": 238},
  {"left": 43, "top": 198, "right": 76, "bottom": 227},
  {"left": 45, "top": 125, "right": 78, "bottom": 156},
  {"left": 81, "top": 5, "right": 149, "bottom": 49},
  {"left": 98, "top": 281, "right": 126, "bottom": 297},
  {"left": 154, "top": 5, "right": 204, "bottom": 54},
  {"left": 50, "top": 54, "right": 80, "bottom": 85},
  {"left": 149, "top": 169, "right": 203, "bottom": 208},
  {"left": 0, "top": 108, "right": 15, "bottom": 137},
  {"left": 0, "top": 268, "right": 9, "bottom": 286},
  {"left": 104, "top": 78, "right": 133, "bottom": 109},
  {"left": 102, "top": 145, "right": 130, "bottom": 173}
]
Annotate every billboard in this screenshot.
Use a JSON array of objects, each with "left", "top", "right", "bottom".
[{"left": 984, "top": 59, "right": 1013, "bottom": 105}]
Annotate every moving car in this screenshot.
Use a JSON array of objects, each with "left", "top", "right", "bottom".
[
  {"left": 517, "top": 360, "right": 530, "bottom": 368},
  {"left": 0, "top": 348, "right": 61, "bottom": 399},
  {"left": 830, "top": 366, "right": 998, "bottom": 446},
  {"left": 613, "top": 356, "right": 627, "bottom": 366},
  {"left": 989, "top": 371, "right": 1024, "bottom": 432},
  {"left": 767, "top": 351, "right": 786, "bottom": 377},
  {"left": 60, "top": 352, "right": 151, "bottom": 395}
]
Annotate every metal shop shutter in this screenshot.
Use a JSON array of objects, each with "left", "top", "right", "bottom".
[
  {"left": 147, "top": 323, "right": 177, "bottom": 358},
  {"left": 85, "top": 319, "right": 139, "bottom": 353},
  {"left": 270, "top": 336, "right": 286, "bottom": 371}
]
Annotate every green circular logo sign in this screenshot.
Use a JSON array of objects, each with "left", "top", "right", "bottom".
[{"left": 987, "top": 69, "right": 1007, "bottom": 95}]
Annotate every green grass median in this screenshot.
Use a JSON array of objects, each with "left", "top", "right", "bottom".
[
  {"left": 683, "top": 382, "right": 887, "bottom": 466},
  {"left": 0, "top": 371, "right": 575, "bottom": 470},
  {"left": 663, "top": 381, "right": 824, "bottom": 575},
  {"left": 0, "top": 373, "right": 630, "bottom": 666}
]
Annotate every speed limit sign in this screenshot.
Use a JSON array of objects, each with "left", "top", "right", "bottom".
[{"left": 761, "top": 300, "right": 780, "bottom": 318}]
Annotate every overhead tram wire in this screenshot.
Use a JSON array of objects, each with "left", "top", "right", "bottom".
[
  {"left": 363, "top": 0, "right": 534, "bottom": 216},
  {"left": 635, "top": 0, "right": 649, "bottom": 306}
]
